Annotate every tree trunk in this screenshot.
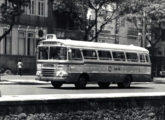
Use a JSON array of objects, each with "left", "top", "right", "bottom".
[
  {"left": 95, "top": 10, "right": 98, "bottom": 42},
  {"left": 150, "top": 46, "right": 155, "bottom": 78}
]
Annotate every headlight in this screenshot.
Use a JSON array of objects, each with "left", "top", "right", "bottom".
[
  {"left": 56, "top": 71, "right": 68, "bottom": 77},
  {"left": 37, "top": 64, "right": 42, "bottom": 71},
  {"left": 36, "top": 71, "right": 42, "bottom": 76}
]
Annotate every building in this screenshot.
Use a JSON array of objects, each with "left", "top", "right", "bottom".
[
  {"left": 49, "top": 0, "right": 86, "bottom": 40},
  {"left": 0, "top": 0, "right": 86, "bottom": 74},
  {"left": 118, "top": 17, "right": 140, "bottom": 46},
  {"left": 152, "top": 28, "right": 165, "bottom": 76},
  {"left": 87, "top": 8, "right": 117, "bottom": 43},
  {"left": 0, "top": 0, "right": 48, "bottom": 74},
  {"left": 118, "top": 16, "right": 165, "bottom": 77}
]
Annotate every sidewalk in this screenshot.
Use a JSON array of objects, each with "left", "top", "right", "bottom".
[
  {"left": 0, "top": 74, "right": 49, "bottom": 84},
  {"left": 0, "top": 74, "right": 165, "bottom": 85}
]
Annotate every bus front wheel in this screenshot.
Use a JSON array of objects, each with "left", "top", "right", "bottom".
[
  {"left": 117, "top": 76, "right": 131, "bottom": 88},
  {"left": 51, "top": 81, "right": 63, "bottom": 88},
  {"left": 75, "top": 75, "right": 88, "bottom": 89},
  {"left": 98, "top": 82, "right": 110, "bottom": 88}
]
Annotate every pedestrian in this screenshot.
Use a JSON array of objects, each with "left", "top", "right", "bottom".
[{"left": 17, "top": 59, "right": 23, "bottom": 76}]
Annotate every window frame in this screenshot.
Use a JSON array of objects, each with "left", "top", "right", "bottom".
[
  {"left": 112, "top": 51, "right": 126, "bottom": 61},
  {"left": 82, "top": 49, "right": 98, "bottom": 60},
  {"left": 98, "top": 50, "right": 112, "bottom": 61},
  {"left": 70, "top": 48, "right": 83, "bottom": 61},
  {"left": 126, "top": 52, "right": 138, "bottom": 62},
  {"left": 139, "top": 54, "right": 146, "bottom": 63}
]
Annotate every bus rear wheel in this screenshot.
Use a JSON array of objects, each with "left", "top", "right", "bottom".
[
  {"left": 51, "top": 81, "right": 63, "bottom": 88},
  {"left": 75, "top": 75, "right": 88, "bottom": 89},
  {"left": 98, "top": 82, "right": 110, "bottom": 88},
  {"left": 117, "top": 76, "right": 131, "bottom": 88}
]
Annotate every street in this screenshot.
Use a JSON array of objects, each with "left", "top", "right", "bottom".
[{"left": 0, "top": 82, "right": 164, "bottom": 96}]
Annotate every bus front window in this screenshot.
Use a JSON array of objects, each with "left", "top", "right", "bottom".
[
  {"left": 49, "top": 47, "right": 67, "bottom": 60},
  {"left": 38, "top": 47, "right": 48, "bottom": 60}
]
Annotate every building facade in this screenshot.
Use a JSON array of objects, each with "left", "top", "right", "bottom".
[
  {"left": 88, "top": 8, "right": 117, "bottom": 43},
  {"left": 0, "top": 0, "right": 86, "bottom": 74},
  {"left": 118, "top": 17, "right": 140, "bottom": 46},
  {"left": 0, "top": 0, "right": 48, "bottom": 74},
  {"left": 118, "top": 17, "right": 165, "bottom": 77}
]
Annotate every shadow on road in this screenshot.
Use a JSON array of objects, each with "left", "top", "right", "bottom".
[{"left": 39, "top": 86, "right": 153, "bottom": 90}]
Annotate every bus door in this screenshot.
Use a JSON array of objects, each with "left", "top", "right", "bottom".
[{"left": 68, "top": 48, "right": 84, "bottom": 78}]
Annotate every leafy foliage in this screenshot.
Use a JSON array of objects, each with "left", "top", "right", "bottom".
[
  {"left": 53, "top": 0, "right": 125, "bottom": 41},
  {"left": 121, "top": 0, "right": 165, "bottom": 76},
  {"left": 83, "top": 0, "right": 124, "bottom": 41},
  {"left": 0, "top": 0, "right": 30, "bottom": 41},
  {"left": 121, "top": 0, "right": 165, "bottom": 46}
]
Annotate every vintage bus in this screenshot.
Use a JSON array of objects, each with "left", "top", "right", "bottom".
[{"left": 36, "top": 34, "right": 152, "bottom": 89}]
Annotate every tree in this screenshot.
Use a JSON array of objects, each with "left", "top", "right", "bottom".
[
  {"left": 53, "top": 0, "right": 87, "bottom": 31},
  {"left": 121, "top": 0, "right": 165, "bottom": 76},
  {"left": 84, "top": 0, "right": 123, "bottom": 42},
  {"left": 53, "top": 0, "right": 125, "bottom": 42},
  {"left": 0, "top": 0, "right": 30, "bottom": 42}
]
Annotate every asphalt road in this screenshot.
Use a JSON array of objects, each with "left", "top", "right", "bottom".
[{"left": 0, "top": 82, "right": 164, "bottom": 96}]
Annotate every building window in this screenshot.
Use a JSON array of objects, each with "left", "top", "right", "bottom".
[
  {"left": 3, "top": 29, "right": 12, "bottom": 55},
  {"left": 28, "top": 0, "right": 47, "bottom": 17},
  {"left": 30, "top": 0, "right": 35, "bottom": 15},
  {"left": 27, "top": 32, "right": 35, "bottom": 56},
  {"left": 18, "top": 31, "right": 26, "bottom": 55},
  {"left": 38, "top": 0, "right": 45, "bottom": 16}
]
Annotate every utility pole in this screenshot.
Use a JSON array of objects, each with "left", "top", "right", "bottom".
[
  {"left": 115, "top": 17, "right": 119, "bottom": 44},
  {"left": 142, "top": 11, "right": 146, "bottom": 47}
]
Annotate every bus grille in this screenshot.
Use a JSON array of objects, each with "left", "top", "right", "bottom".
[{"left": 42, "top": 69, "right": 55, "bottom": 77}]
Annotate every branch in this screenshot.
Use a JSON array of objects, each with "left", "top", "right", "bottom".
[{"left": 0, "top": 24, "right": 13, "bottom": 41}]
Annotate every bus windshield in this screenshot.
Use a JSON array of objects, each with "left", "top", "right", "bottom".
[
  {"left": 38, "top": 46, "right": 67, "bottom": 60},
  {"left": 49, "top": 47, "right": 67, "bottom": 60},
  {"left": 38, "top": 47, "right": 48, "bottom": 60}
]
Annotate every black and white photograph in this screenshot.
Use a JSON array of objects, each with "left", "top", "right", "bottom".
[{"left": 0, "top": 0, "right": 165, "bottom": 119}]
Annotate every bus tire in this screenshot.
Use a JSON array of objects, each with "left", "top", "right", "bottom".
[
  {"left": 51, "top": 81, "right": 63, "bottom": 88},
  {"left": 117, "top": 76, "right": 132, "bottom": 88},
  {"left": 98, "top": 82, "right": 110, "bottom": 88},
  {"left": 75, "top": 75, "right": 88, "bottom": 89}
]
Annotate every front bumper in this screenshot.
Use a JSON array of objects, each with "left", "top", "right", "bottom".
[{"left": 35, "top": 76, "right": 68, "bottom": 82}]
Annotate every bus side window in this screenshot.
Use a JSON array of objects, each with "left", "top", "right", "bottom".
[
  {"left": 139, "top": 54, "right": 145, "bottom": 62},
  {"left": 71, "top": 48, "right": 82, "bottom": 60},
  {"left": 112, "top": 51, "right": 125, "bottom": 61},
  {"left": 82, "top": 49, "right": 97, "bottom": 60},
  {"left": 98, "top": 50, "right": 112, "bottom": 60},
  {"left": 145, "top": 54, "right": 150, "bottom": 63},
  {"left": 126, "top": 52, "right": 138, "bottom": 62}
]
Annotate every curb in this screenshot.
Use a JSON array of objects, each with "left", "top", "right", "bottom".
[{"left": 153, "top": 78, "right": 165, "bottom": 83}]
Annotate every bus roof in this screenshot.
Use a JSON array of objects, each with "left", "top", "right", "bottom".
[{"left": 40, "top": 38, "right": 149, "bottom": 53}]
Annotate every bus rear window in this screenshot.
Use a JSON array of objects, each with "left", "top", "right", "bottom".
[
  {"left": 71, "top": 49, "right": 82, "bottom": 60},
  {"left": 126, "top": 52, "right": 138, "bottom": 62},
  {"left": 38, "top": 47, "right": 48, "bottom": 60},
  {"left": 49, "top": 47, "right": 67, "bottom": 60},
  {"left": 82, "top": 50, "right": 97, "bottom": 60},
  {"left": 98, "top": 50, "right": 112, "bottom": 60},
  {"left": 112, "top": 51, "right": 125, "bottom": 61}
]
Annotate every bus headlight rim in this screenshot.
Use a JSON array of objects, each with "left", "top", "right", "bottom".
[{"left": 56, "top": 71, "right": 68, "bottom": 77}]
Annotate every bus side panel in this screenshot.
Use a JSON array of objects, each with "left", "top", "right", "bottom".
[{"left": 89, "top": 73, "right": 125, "bottom": 83}]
